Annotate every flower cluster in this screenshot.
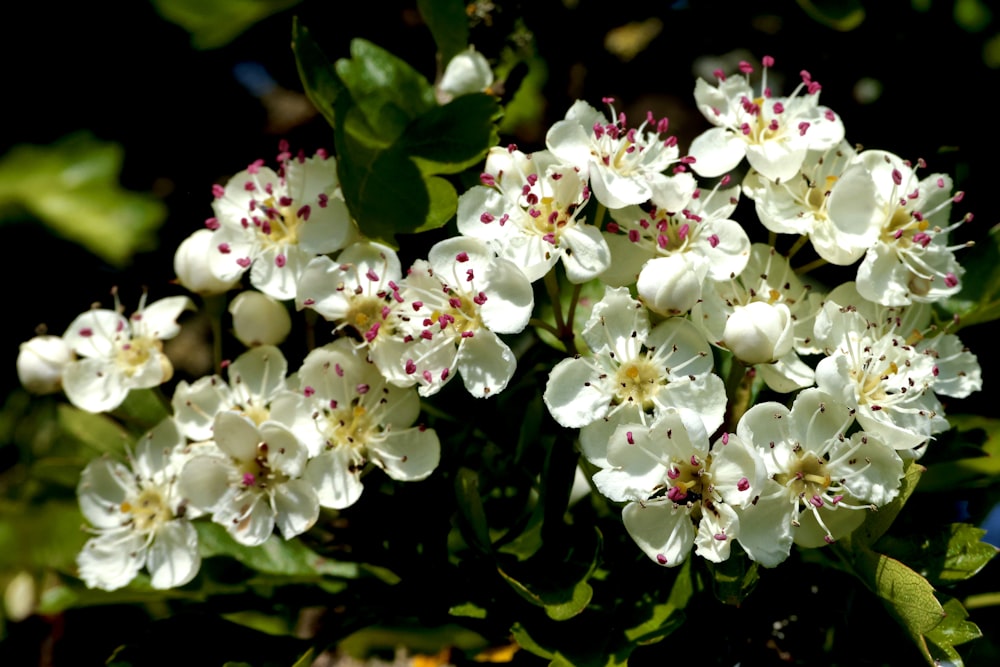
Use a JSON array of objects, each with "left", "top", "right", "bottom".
[{"left": 17, "top": 55, "right": 982, "bottom": 590}]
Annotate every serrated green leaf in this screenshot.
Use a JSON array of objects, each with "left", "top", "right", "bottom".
[
  {"left": 292, "top": 18, "right": 343, "bottom": 128},
  {"left": 877, "top": 524, "right": 998, "bottom": 587},
  {"left": 417, "top": 0, "right": 468, "bottom": 65},
  {"left": 923, "top": 596, "right": 982, "bottom": 665},
  {"left": 405, "top": 93, "right": 500, "bottom": 174},
  {"left": 336, "top": 39, "right": 435, "bottom": 143},
  {"left": 195, "top": 523, "right": 358, "bottom": 579},
  {"left": 851, "top": 460, "right": 924, "bottom": 547},
  {"left": 0, "top": 134, "right": 166, "bottom": 266},
  {"left": 56, "top": 403, "right": 130, "bottom": 456},
  {"left": 151, "top": 0, "right": 302, "bottom": 49}
]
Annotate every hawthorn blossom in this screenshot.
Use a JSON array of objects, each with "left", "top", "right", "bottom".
[
  {"left": 387, "top": 237, "right": 534, "bottom": 398},
  {"left": 616, "top": 410, "right": 766, "bottom": 566},
  {"left": 742, "top": 141, "right": 882, "bottom": 265},
  {"left": 693, "top": 244, "right": 823, "bottom": 392},
  {"left": 178, "top": 410, "right": 319, "bottom": 546},
  {"left": 689, "top": 57, "right": 844, "bottom": 183},
  {"left": 62, "top": 294, "right": 193, "bottom": 413},
  {"left": 735, "top": 389, "right": 904, "bottom": 566},
  {"left": 599, "top": 179, "right": 750, "bottom": 315},
  {"left": 546, "top": 98, "right": 695, "bottom": 210},
  {"left": 457, "top": 147, "right": 610, "bottom": 283},
  {"left": 206, "top": 145, "right": 358, "bottom": 300},
  {"left": 275, "top": 339, "right": 440, "bottom": 509},
  {"left": 543, "top": 286, "right": 725, "bottom": 466},
  {"left": 17, "top": 335, "right": 73, "bottom": 395},
  {"left": 76, "top": 420, "right": 200, "bottom": 590},
  {"left": 852, "top": 150, "right": 970, "bottom": 306}
]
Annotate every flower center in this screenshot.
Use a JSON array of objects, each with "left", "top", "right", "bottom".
[
  {"left": 115, "top": 337, "right": 165, "bottom": 378},
  {"left": 121, "top": 487, "right": 172, "bottom": 533},
  {"left": 774, "top": 453, "right": 831, "bottom": 503},
  {"left": 326, "top": 404, "right": 374, "bottom": 450},
  {"left": 612, "top": 359, "right": 664, "bottom": 409},
  {"left": 239, "top": 442, "right": 287, "bottom": 490},
  {"left": 664, "top": 455, "right": 709, "bottom": 503}
]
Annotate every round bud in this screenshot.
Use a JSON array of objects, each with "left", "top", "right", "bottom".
[
  {"left": 722, "top": 301, "right": 794, "bottom": 365},
  {"left": 17, "top": 335, "right": 73, "bottom": 394},
  {"left": 229, "top": 291, "right": 291, "bottom": 347},
  {"left": 175, "top": 229, "right": 239, "bottom": 296},
  {"left": 637, "top": 255, "right": 706, "bottom": 316}
]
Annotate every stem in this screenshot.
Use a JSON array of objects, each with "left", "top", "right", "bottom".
[
  {"left": 722, "top": 357, "right": 753, "bottom": 431},
  {"left": 543, "top": 270, "right": 578, "bottom": 355},
  {"left": 202, "top": 293, "right": 227, "bottom": 371},
  {"left": 794, "top": 256, "right": 828, "bottom": 276},
  {"left": 785, "top": 234, "right": 809, "bottom": 260},
  {"left": 529, "top": 317, "right": 560, "bottom": 337},
  {"left": 565, "top": 283, "right": 583, "bottom": 336},
  {"left": 591, "top": 202, "right": 607, "bottom": 231}
]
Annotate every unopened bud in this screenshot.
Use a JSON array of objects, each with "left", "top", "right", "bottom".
[
  {"left": 17, "top": 335, "right": 73, "bottom": 394},
  {"left": 723, "top": 301, "right": 793, "bottom": 365},
  {"left": 175, "top": 229, "right": 240, "bottom": 295},
  {"left": 229, "top": 291, "right": 291, "bottom": 347}
]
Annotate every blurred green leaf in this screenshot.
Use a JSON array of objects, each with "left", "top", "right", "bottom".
[
  {"left": 877, "top": 524, "right": 998, "bottom": 588},
  {"left": 196, "top": 523, "right": 359, "bottom": 579},
  {"left": 291, "top": 18, "right": 343, "bottom": 128},
  {"left": 454, "top": 467, "right": 493, "bottom": 555},
  {"left": 56, "top": 403, "right": 131, "bottom": 457},
  {"left": 917, "top": 416, "right": 1000, "bottom": 491},
  {"left": 0, "top": 500, "right": 84, "bottom": 571},
  {"left": 939, "top": 223, "right": 1000, "bottom": 329},
  {"left": 0, "top": 134, "right": 166, "bottom": 266},
  {"left": 110, "top": 388, "right": 170, "bottom": 435},
  {"left": 418, "top": 0, "right": 469, "bottom": 65},
  {"left": 955, "top": 0, "right": 993, "bottom": 32},
  {"left": 795, "top": 0, "right": 866, "bottom": 30},
  {"left": 151, "top": 0, "right": 302, "bottom": 49}
]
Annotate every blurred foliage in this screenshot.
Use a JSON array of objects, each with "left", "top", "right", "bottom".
[
  {"left": 0, "top": 134, "right": 165, "bottom": 267},
  {"left": 151, "top": 0, "right": 303, "bottom": 49}
]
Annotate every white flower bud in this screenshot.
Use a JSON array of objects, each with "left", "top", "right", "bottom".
[
  {"left": 636, "top": 255, "right": 706, "bottom": 316},
  {"left": 229, "top": 291, "right": 291, "bottom": 347},
  {"left": 438, "top": 47, "right": 493, "bottom": 102},
  {"left": 722, "top": 301, "right": 794, "bottom": 365},
  {"left": 17, "top": 335, "right": 73, "bottom": 394},
  {"left": 174, "top": 229, "right": 239, "bottom": 296}
]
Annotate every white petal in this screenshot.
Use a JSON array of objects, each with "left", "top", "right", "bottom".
[
  {"left": 544, "top": 357, "right": 609, "bottom": 429},
  {"left": 688, "top": 127, "right": 746, "bottom": 178},
  {"left": 273, "top": 479, "right": 320, "bottom": 539},
  {"left": 622, "top": 500, "right": 694, "bottom": 567},
  {"left": 147, "top": 521, "right": 200, "bottom": 589},
  {"left": 694, "top": 502, "right": 739, "bottom": 563},
  {"left": 77, "top": 534, "right": 144, "bottom": 591},
  {"left": 456, "top": 330, "right": 516, "bottom": 398},
  {"left": 304, "top": 448, "right": 364, "bottom": 510},
  {"left": 62, "top": 358, "right": 128, "bottom": 413},
  {"left": 372, "top": 427, "right": 441, "bottom": 481}
]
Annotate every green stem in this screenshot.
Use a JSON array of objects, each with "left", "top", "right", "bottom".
[
  {"left": 202, "top": 294, "right": 227, "bottom": 371},
  {"left": 543, "top": 270, "right": 566, "bottom": 334},
  {"left": 591, "top": 202, "right": 607, "bottom": 231},
  {"left": 785, "top": 234, "right": 809, "bottom": 260},
  {"left": 529, "top": 317, "right": 560, "bottom": 338},
  {"left": 794, "top": 256, "right": 828, "bottom": 276},
  {"left": 722, "top": 357, "right": 752, "bottom": 431}
]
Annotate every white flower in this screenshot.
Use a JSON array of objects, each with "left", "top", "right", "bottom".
[
  {"left": 688, "top": 57, "right": 844, "bottom": 182},
  {"left": 438, "top": 47, "right": 493, "bottom": 102},
  {"left": 274, "top": 339, "right": 440, "bottom": 509},
  {"left": 76, "top": 420, "right": 200, "bottom": 590},
  {"left": 543, "top": 286, "right": 725, "bottom": 466},
  {"left": 693, "top": 244, "right": 822, "bottom": 392},
  {"left": 229, "top": 290, "right": 292, "bottom": 347},
  {"left": 17, "top": 335, "right": 73, "bottom": 395},
  {"left": 387, "top": 237, "right": 534, "bottom": 398},
  {"left": 207, "top": 147, "right": 358, "bottom": 300},
  {"left": 62, "top": 294, "right": 193, "bottom": 413},
  {"left": 457, "top": 147, "right": 610, "bottom": 283},
  {"left": 179, "top": 411, "right": 319, "bottom": 546},
  {"left": 174, "top": 228, "right": 240, "bottom": 296},
  {"left": 599, "top": 180, "right": 750, "bottom": 315},
  {"left": 546, "top": 98, "right": 694, "bottom": 210},
  {"left": 616, "top": 411, "right": 766, "bottom": 567},
  {"left": 852, "top": 150, "right": 969, "bottom": 306},
  {"left": 172, "top": 345, "right": 293, "bottom": 442},
  {"left": 735, "top": 389, "right": 903, "bottom": 566},
  {"left": 742, "top": 141, "right": 882, "bottom": 265}
]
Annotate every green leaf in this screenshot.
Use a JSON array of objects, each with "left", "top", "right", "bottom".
[
  {"left": 496, "top": 527, "right": 601, "bottom": 621},
  {"left": 195, "top": 523, "right": 359, "bottom": 579},
  {"left": 56, "top": 403, "right": 131, "bottom": 457},
  {"left": 336, "top": 39, "right": 436, "bottom": 143},
  {"left": 795, "top": 0, "right": 866, "bottom": 31},
  {"left": 876, "top": 523, "right": 998, "bottom": 587},
  {"left": 939, "top": 223, "right": 1000, "bottom": 330},
  {"left": 417, "top": 0, "right": 469, "bottom": 65},
  {"left": 453, "top": 467, "right": 493, "bottom": 554},
  {"left": 0, "top": 500, "right": 85, "bottom": 571},
  {"left": 705, "top": 548, "right": 759, "bottom": 607},
  {"left": 151, "top": 0, "right": 302, "bottom": 50},
  {"left": 851, "top": 459, "right": 924, "bottom": 548},
  {"left": 622, "top": 558, "right": 692, "bottom": 645},
  {"left": 917, "top": 416, "right": 1000, "bottom": 491},
  {"left": 0, "top": 134, "right": 166, "bottom": 266},
  {"left": 110, "top": 388, "right": 170, "bottom": 435},
  {"left": 923, "top": 596, "right": 982, "bottom": 665},
  {"left": 292, "top": 18, "right": 343, "bottom": 128},
  {"left": 406, "top": 93, "right": 501, "bottom": 174}
]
